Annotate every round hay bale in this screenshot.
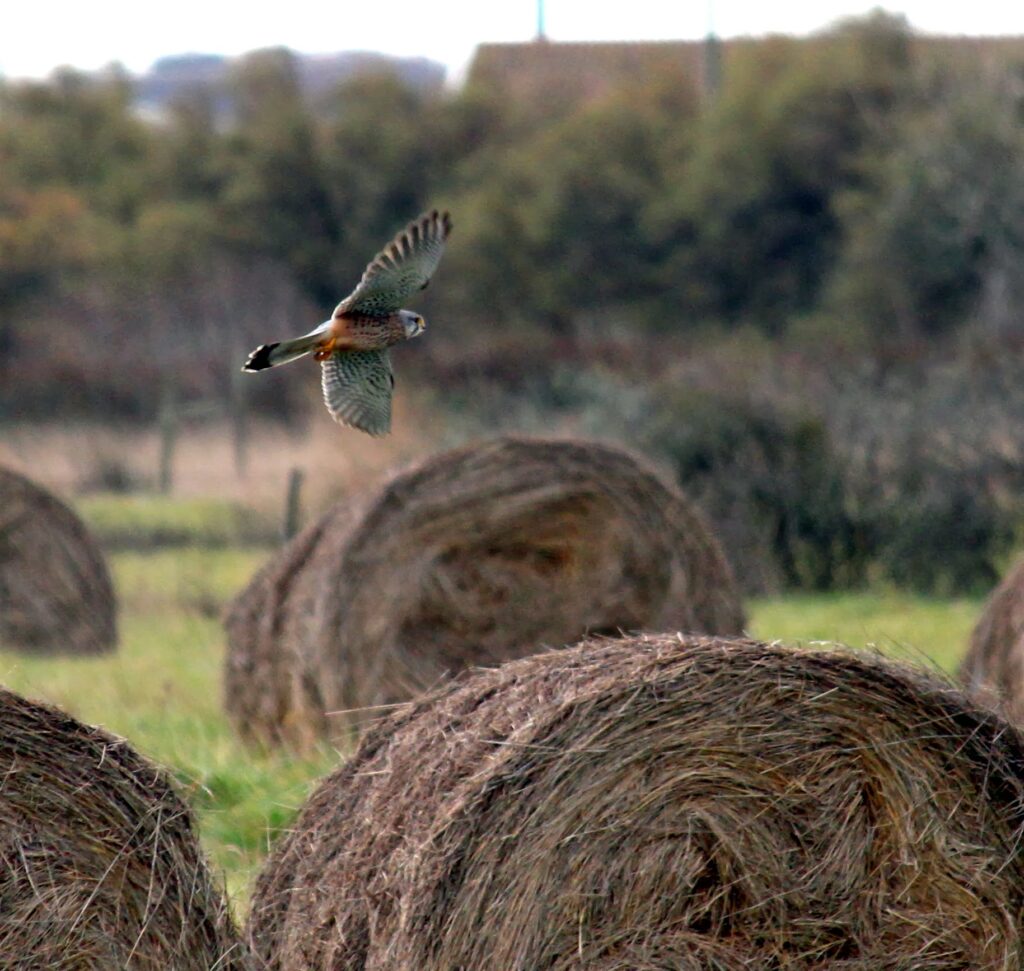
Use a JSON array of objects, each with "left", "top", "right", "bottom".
[
  {"left": 224, "top": 437, "right": 745, "bottom": 748},
  {"left": 960, "top": 555, "right": 1024, "bottom": 722},
  {"left": 0, "top": 686, "right": 250, "bottom": 970},
  {"left": 247, "top": 634, "right": 1024, "bottom": 971},
  {"left": 0, "top": 466, "right": 116, "bottom": 655}
]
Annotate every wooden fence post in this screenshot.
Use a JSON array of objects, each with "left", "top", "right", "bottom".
[
  {"left": 229, "top": 345, "right": 249, "bottom": 480},
  {"left": 283, "top": 467, "right": 304, "bottom": 541},
  {"left": 158, "top": 382, "right": 178, "bottom": 494}
]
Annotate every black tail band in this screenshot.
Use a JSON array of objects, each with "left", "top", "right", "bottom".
[{"left": 243, "top": 343, "right": 278, "bottom": 372}]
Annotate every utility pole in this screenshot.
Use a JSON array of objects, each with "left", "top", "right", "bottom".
[
  {"left": 158, "top": 380, "right": 178, "bottom": 494},
  {"left": 537, "top": 0, "right": 547, "bottom": 41},
  {"left": 282, "top": 467, "right": 304, "bottom": 542},
  {"left": 703, "top": 32, "right": 722, "bottom": 104},
  {"left": 703, "top": 0, "right": 722, "bottom": 104}
]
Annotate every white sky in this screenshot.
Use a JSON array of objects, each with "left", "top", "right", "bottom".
[{"left": 2, "top": 1, "right": 1020, "bottom": 83}]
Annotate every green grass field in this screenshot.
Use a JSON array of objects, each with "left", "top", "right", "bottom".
[
  {"left": 0, "top": 547, "right": 337, "bottom": 908},
  {"left": 77, "top": 494, "right": 279, "bottom": 549},
  {"left": 0, "top": 541, "right": 985, "bottom": 917}
]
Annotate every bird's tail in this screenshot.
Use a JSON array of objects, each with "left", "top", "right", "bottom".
[{"left": 242, "top": 330, "right": 324, "bottom": 372}]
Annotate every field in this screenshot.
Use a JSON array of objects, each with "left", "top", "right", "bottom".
[
  {"left": 0, "top": 487, "right": 987, "bottom": 916},
  {"left": 0, "top": 387, "right": 1004, "bottom": 943}
]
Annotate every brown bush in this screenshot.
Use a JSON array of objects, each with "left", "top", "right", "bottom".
[
  {"left": 0, "top": 466, "right": 116, "bottom": 655},
  {"left": 960, "top": 555, "right": 1024, "bottom": 722},
  {"left": 246, "top": 634, "right": 1024, "bottom": 970},
  {"left": 0, "top": 687, "right": 249, "bottom": 970},
  {"left": 223, "top": 437, "right": 744, "bottom": 749}
]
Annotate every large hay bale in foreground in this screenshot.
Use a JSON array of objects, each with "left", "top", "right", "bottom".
[
  {"left": 0, "top": 467, "right": 116, "bottom": 655},
  {"left": 0, "top": 687, "right": 249, "bottom": 970},
  {"left": 224, "top": 437, "right": 744, "bottom": 748},
  {"left": 247, "top": 634, "right": 1024, "bottom": 970},
  {"left": 960, "top": 555, "right": 1024, "bottom": 722}
]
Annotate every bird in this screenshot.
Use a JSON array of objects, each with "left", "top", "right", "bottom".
[{"left": 242, "top": 209, "right": 452, "bottom": 436}]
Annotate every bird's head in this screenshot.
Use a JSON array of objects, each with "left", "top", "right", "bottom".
[{"left": 400, "top": 310, "right": 426, "bottom": 339}]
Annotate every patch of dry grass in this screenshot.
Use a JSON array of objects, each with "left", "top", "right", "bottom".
[{"left": 0, "top": 414, "right": 438, "bottom": 519}]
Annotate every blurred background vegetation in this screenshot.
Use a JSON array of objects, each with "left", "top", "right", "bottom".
[{"left": 5, "top": 10, "right": 1024, "bottom": 596}]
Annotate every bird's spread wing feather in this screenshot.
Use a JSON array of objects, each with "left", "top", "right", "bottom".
[
  {"left": 334, "top": 209, "right": 452, "bottom": 317},
  {"left": 321, "top": 349, "right": 394, "bottom": 436}
]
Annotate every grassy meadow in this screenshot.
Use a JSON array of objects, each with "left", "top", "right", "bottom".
[
  {"left": 0, "top": 544, "right": 338, "bottom": 907},
  {"left": 0, "top": 484, "right": 988, "bottom": 917}
]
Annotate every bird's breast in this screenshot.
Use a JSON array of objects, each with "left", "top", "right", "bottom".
[{"left": 330, "top": 312, "right": 405, "bottom": 350}]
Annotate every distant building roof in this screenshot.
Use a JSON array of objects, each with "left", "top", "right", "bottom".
[
  {"left": 468, "top": 40, "right": 712, "bottom": 104},
  {"left": 908, "top": 33, "right": 1024, "bottom": 65},
  {"left": 467, "top": 34, "right": 1024, "bottom": 107}
]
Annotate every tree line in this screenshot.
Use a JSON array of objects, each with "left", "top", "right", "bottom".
[
  {"left": 3, "top": 12, "right": 1024, "bottom": 417},
  {"left": 5, "top": 11, "right": 1024, "bottom": 594}
]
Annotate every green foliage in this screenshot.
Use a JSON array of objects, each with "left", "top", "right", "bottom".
[
  {"left": 0, "top": 68, "right": 155, "bottom": 219},
  {"left": 155, "top": 87, "right": 226, "bottom": 202},
  {"left": 828, "top": 65, "right": 1024, "bottom": 338},
  {"left": 127, "top": 201, "right": 222, "bottom": 278},
  {"left": 641, "top": 350, "right": 1024, "bottom": 596},
  {"left": 4, "top": 18, "right": 1024, "bottom": 418},
  {"left": 221, "top": 49, "right": 339, "bottom": 302},
  {"left": 450, "top": 94, "right": 680, "bottom": 329},
  {"left": 318, "top": 73, "right": 442, "bottom": 289},
  {"left": 873, "top": 478, "right": 1010, "bottom": 595},
  {"left": 647, "top": 388, "right": 870, "bottom": 592},
  {"left": 652, "top": 14, "right": 914, "bottom": 330},
  {"left": 0, "top": 186, "right": 97, "bottom": 311}
]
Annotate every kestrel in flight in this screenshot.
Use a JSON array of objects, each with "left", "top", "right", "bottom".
[{"left": 242, "top": 209, "right": 452, "bottom": 436}]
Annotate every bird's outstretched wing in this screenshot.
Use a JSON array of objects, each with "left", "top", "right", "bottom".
[
  {"left": 334, "top": 209, "right": 452, "bottom": 317},
  {"left": 320, "top": 348, "right": 394, "bottom": 436}
]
